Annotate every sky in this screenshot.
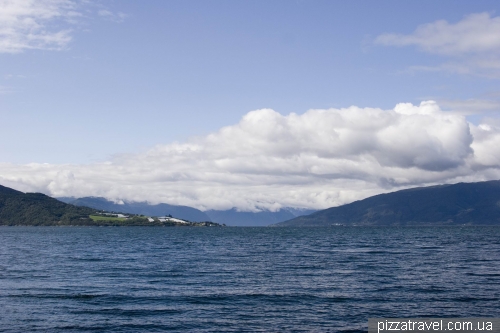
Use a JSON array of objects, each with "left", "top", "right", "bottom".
[{"left": 1, "top": 0, "right": 500, "bottom": 211}]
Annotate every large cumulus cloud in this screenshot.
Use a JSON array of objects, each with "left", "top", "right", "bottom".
[{"left": 1, "top": 101, "right": 499, "bottom": 211}]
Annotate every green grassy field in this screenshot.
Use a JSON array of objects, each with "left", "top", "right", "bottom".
[{"left": 89, "top": 215, "right": 127, "bottom": 222}]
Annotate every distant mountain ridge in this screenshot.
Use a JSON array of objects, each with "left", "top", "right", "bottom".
[
  {"left": 58, "top": 197, "right": 212, "bottom": 222},
  {"left": 7, "top": 180, "right": 500, "bottom": 227},
  {"left": 205, "top": 208, "right": 317, "bottom": 226},
  {"left": 274, "top": 180, "right": 500, "bottom": 226},
  {"left": 57, "top": 197, "right": 316, "bottom": 226}
]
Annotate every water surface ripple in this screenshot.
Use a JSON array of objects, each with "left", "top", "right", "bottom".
[{"left": 1, "top": 226, "right": 499, "bottom": 332}]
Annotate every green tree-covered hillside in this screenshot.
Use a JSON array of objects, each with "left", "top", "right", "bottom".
[
  {"left": 275, "top": 180, "right": 500, "bottom": 227},
  {"left": 0, "top": 185, "right": 95, "bottom": 226}
]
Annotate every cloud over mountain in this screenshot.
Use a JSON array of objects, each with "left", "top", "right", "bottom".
[{"left": 1, "top": 101, "right": 499, "bottom": 211}]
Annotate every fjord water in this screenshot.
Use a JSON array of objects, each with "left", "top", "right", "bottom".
[{"left": 1, "top": 227, "right": 499, "bottom": 332}]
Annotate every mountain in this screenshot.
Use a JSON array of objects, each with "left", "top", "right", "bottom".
[
  {"left": 59, "top": 197, "right": 212, "bottom": 222},
  {"left": 0, "top": 185, "right": 95, "bottom": 226},
  {"left": 56, "top": 197, "right": 76, "bottom": 204},
  {"left": 58, "top": 197, "right": 316, "bottom": 226},
  {"left": 205, "top": 208, "right": 317, "bottom": 226},
  {"left": 0, "top": 185, "right": 223, "bottom": 227},
  {"left": 274, "top": 180, "right": 500, "bottom": 227}
]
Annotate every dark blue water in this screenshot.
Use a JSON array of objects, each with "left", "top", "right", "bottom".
[{"left": 1, "top": 226, "right": 499, "bottom": 332}]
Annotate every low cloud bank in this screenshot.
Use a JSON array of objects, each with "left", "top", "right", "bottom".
[{"left": 2, "top": 101, "right": 500, "bottom": 211}]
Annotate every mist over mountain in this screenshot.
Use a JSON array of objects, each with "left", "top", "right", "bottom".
[{"left": 274, "top": 180, "right": 500, "bottom": 227}]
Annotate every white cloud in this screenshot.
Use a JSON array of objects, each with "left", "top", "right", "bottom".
[
  {"left": 0, "top": 0, "right": 126, "bottom": 53},
  {"left": 0, "top": 85, "right": 15, "bottom": 94},
  {"left": 2, "top": 101, "right": 500, "bottom": 212},
  {"left": 375, "top": 13, "right": 500, "bottom": 77},
  {"left": 438, "top": 99, "right": 500, "bottom": 115},
  {"left": 470, "top": 120, "right": 500, "bottom": 168},
  {"left": 98, "top": 9, "right": 127, "bottom": 22},
  {"left": 0, "top": 0, "right": 78, "bottom": 53},
  {"left": 376, "top": 13, "right": 500, "bottom": 55}
]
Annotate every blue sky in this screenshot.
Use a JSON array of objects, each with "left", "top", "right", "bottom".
[{"left": 1, "top": 1, "right": 500, "bottom": 210}]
